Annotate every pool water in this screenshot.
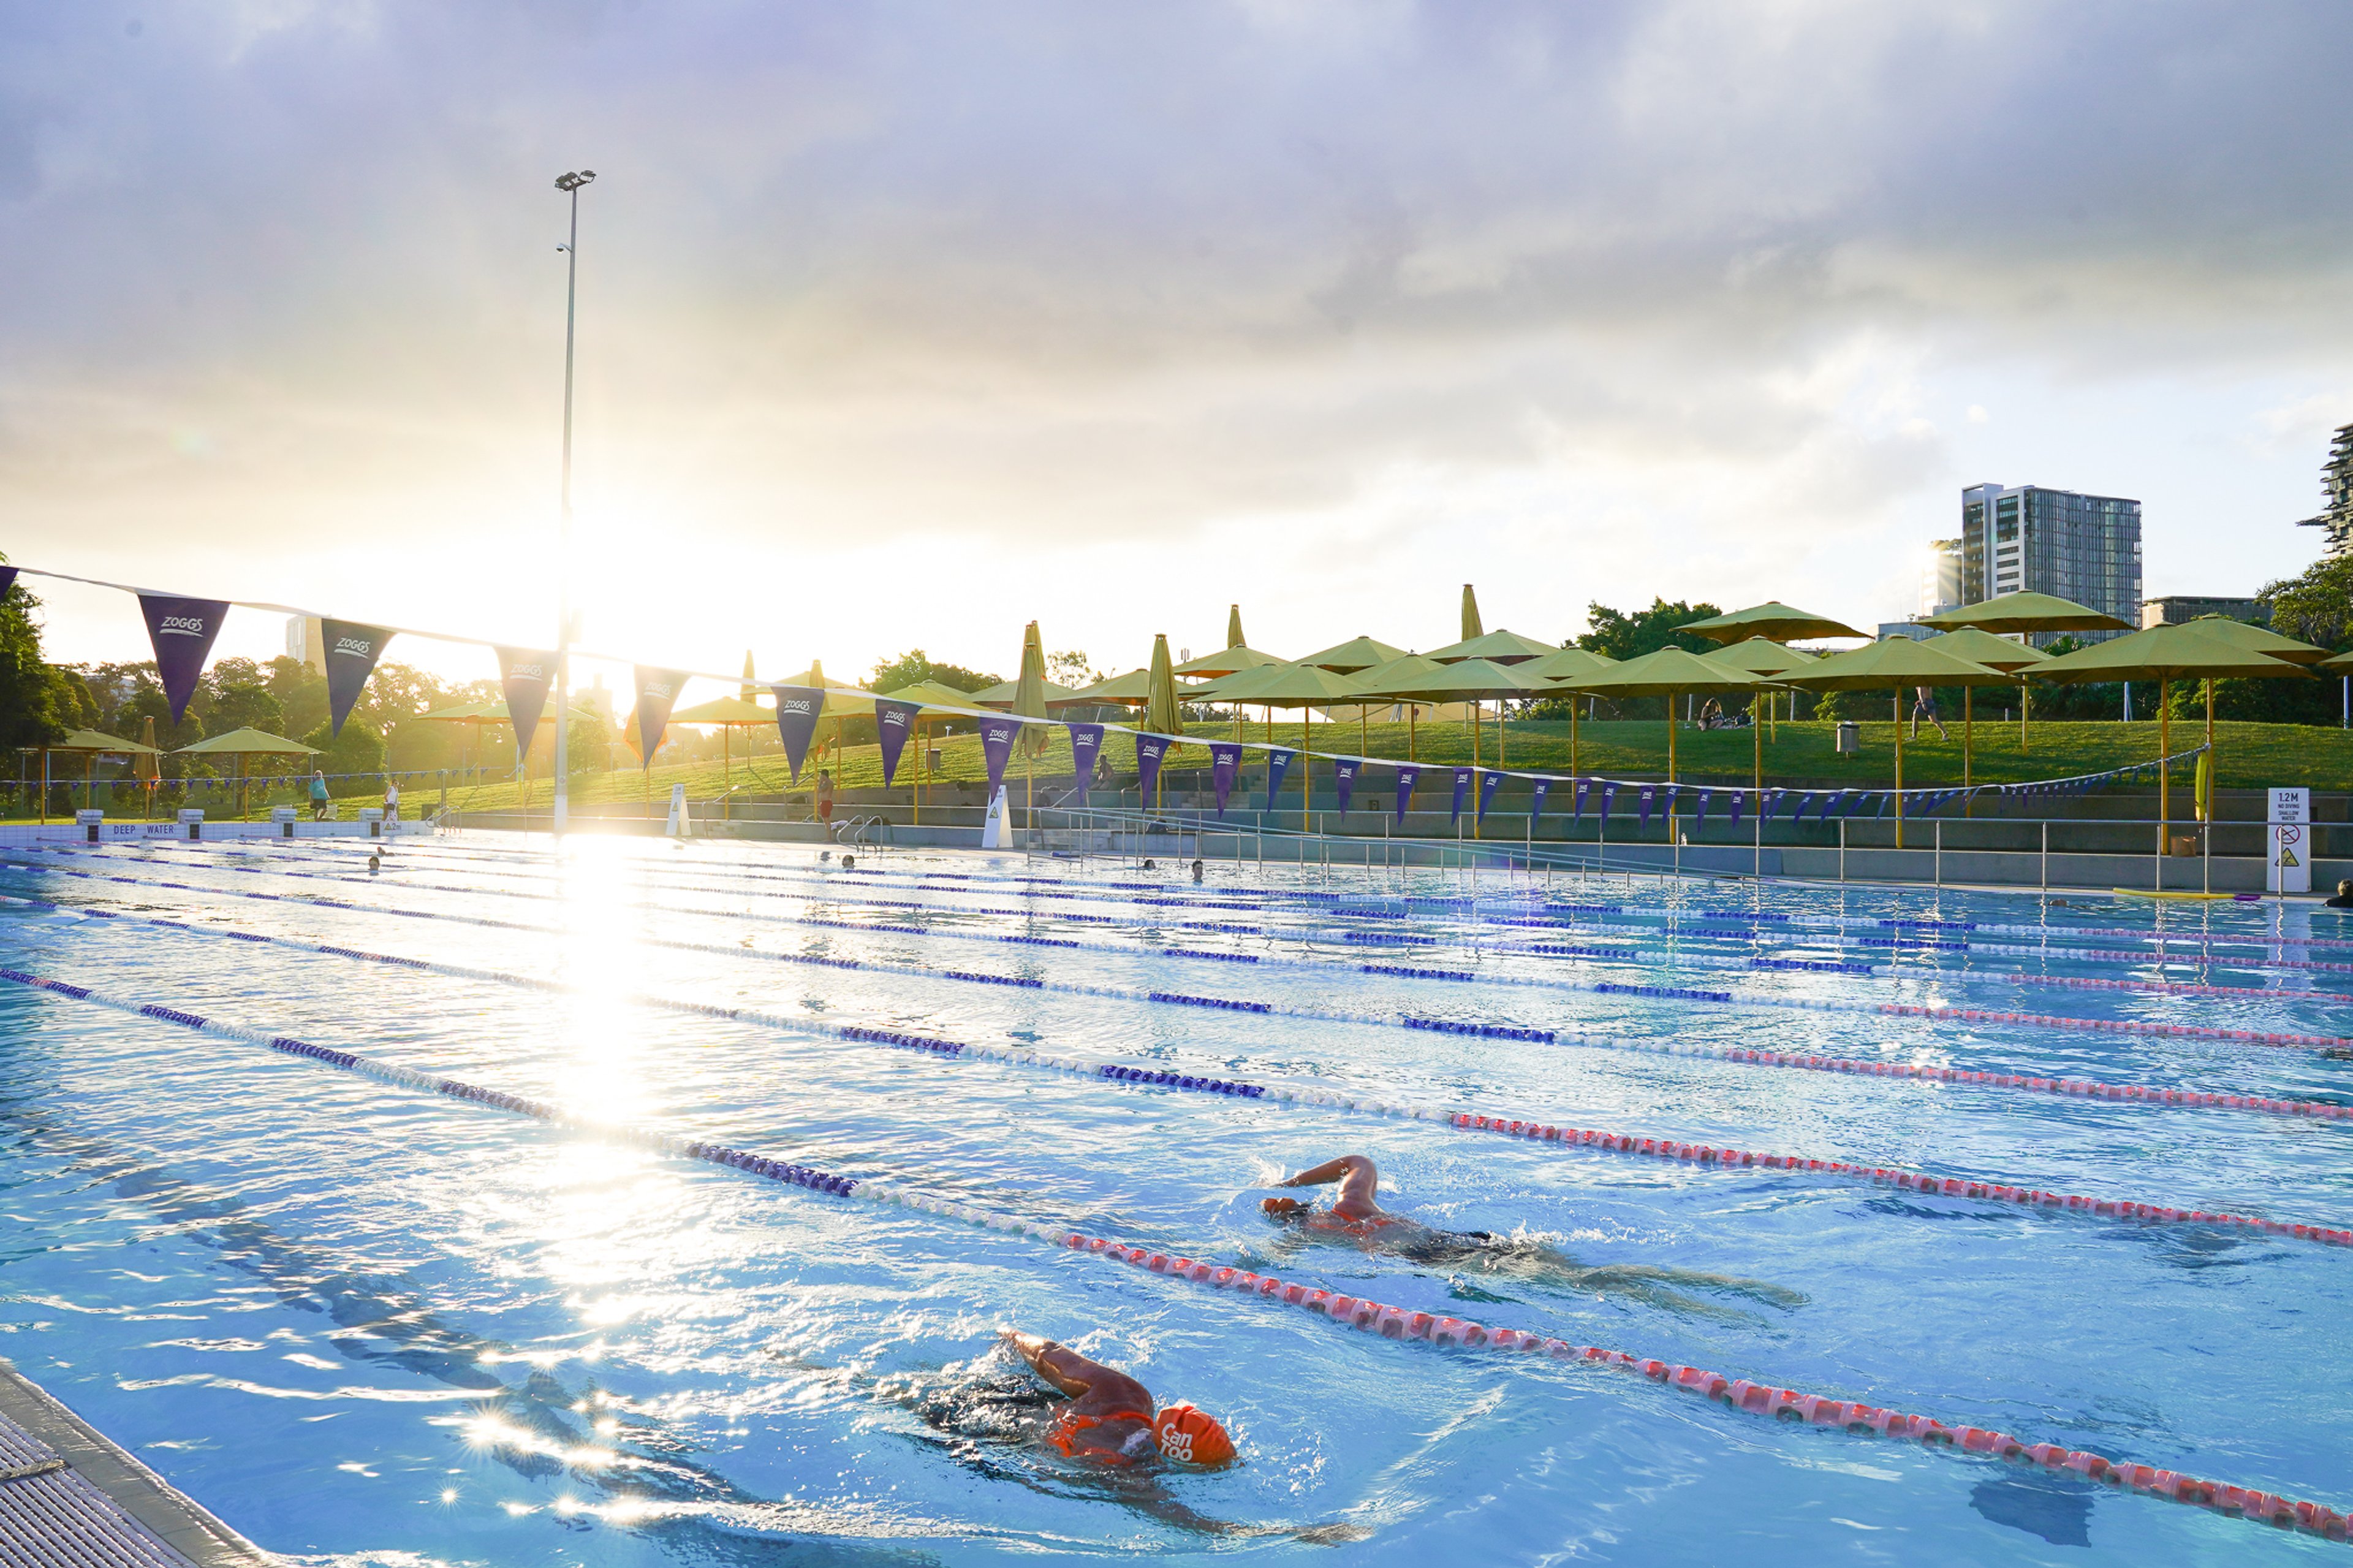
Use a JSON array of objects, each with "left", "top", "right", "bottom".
[{"left": 0, "top": 831, "right": 2348, "bottom": 1564}]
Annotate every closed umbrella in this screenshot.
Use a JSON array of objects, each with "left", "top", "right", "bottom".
[
  {"left": 1460, "top": 583, "right": 1483, "bottom": 640},
  {"left": 1013, "top": 621, "right": 1053, "bottom": 827},
  {"left": 1783, "top": 640, "right": 2016, "bottom": 848},
  {"left": 2031, "top": 623, "right": 2312, "bottom": 847},
  {"left": 1140, "top": 635, "right": 1186, "bottom": 811}
]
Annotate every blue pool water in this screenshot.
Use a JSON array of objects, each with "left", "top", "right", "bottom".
[{"left": 1, "top": 831, "right": 2349, "bottom": 1564}]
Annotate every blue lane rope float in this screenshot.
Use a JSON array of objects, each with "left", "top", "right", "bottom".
[
  {"left": 0, "top": 963, "right": 2331, "bottom": 1542},
  {"left": 15, "top": 851, "right": 2351, "bottom": 1053},
  {"left": 16, "top": 909, "right": 2353, "bottom": 1238}
]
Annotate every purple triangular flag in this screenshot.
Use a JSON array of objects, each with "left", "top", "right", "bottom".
[
  {"left": 1134, "top": 732, "right": 1172, "bottom": 801},
  {"left": 140, "top": 594, "right": 230, "bottom": 724},
  {"left": 771, "top": 685, "right": 824, "bottom": 783},
  {"left": 497, "top": 647, "right": 556, "bottom": 768},
  {"left": 1069, "top": 724, "right": 1106, "bottom": 803},
  {"left": 874, "top": 699, "right": 920, "bottom": 786},
  {"left": 321, "top": 619, "right": 394, "bottom": 737},
  {"left": 631, "top": 667, "right": 688, "bottom": 768},
  {"left": 1210, "top": 742, "right": 1242, "bottom": 815}
]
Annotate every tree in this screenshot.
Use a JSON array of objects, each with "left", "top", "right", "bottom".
[
  {"left": 205, "top": 683, "right": 286, "bottom": 736},
  {"left": 1048, "top": 650, "right": 1101, "bottom": 689},
  {"left": 1577, "top": 598, "right": 1726, "bottom": 662},
  {"left": 0, "top": 572, "right": 84, "bottom": 752},
  {"left": 865, "top": 649, "right": 1001, "bottom": 694},
  {"left": 303, "top": 720, "right": 384, "bottom": 792}
]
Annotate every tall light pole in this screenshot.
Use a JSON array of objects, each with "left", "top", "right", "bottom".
[{"left": 552, "top": 169, "right": 595, "bottom": 836}]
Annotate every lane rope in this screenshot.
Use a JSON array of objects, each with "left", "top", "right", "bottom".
[
  {"left": 26, "top": 849, "right": 2353, "bottom": 1052},
  {"left": 4, "top": 960, "right": 2344, "bottom": 1546},
  {"left": 12, "top": 877, "right": 2348, "bottom": 1128},
  {"left": 31, "top": 907, "right": 2353, "bottom": 1248}
]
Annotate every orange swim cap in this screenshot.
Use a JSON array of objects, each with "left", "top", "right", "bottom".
[{"left": 1153, "top": 1403, "right": 1235, "bottom": 1467}]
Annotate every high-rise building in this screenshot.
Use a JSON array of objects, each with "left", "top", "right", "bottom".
[
  {"left": 1922, "top": 537, "right": 1963, "bottom": 618},
  {"left": 2295, "top": 422, "right": 2352, "bottom": 555},
  {"left": 1958, "top": 483, "right": 2141, "bottom": 643}
]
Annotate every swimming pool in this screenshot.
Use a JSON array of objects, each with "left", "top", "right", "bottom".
[{"left": 1, "top": 830, "right": 2347, "bottom": 1563}]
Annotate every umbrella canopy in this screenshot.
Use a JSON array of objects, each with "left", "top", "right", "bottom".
[
  {"left": 1782, "top": 638, "right": 2015, "bottom": 693},
  {"left": 1699, "top": 636, "right": 1816, "bottom": 677},
  {"left": 176, "top": 727, "right": 321, "bottom": 756},
  {"left": 1069, "top": 668, "right": 1210, "bottom": 707},
  {"left": 1552, "top": 645, "right": 1763, "bottom": 696},
  {"left": 878, "top": 680, "right": 997, "bottom": 711},
  {"left": 49, "top": 729, "right": 164, "bottom": 755},
  {"left": 1919, "top": 592, "right": 2131, "bottom": 635},
  {"left": 1213, "top": 662, "right": 1367, "bottom": 708},
  {"left": 419, "top": 699, "right": 599, "bottom": 726},
  {"left": 2321, "top": 648, "right": 2353, "bottom": 675},
  {"left": 1423, "top": 627, "right": 1558, "bottom": 664},
  {"left": 1510, "top": 645, "right": 1619, "bottom": 681},
  {"left": 1460, "top": 584, "right": 1483, "bottom": 640},
  {"left": 2173, "top": 614, "right": 2329, "bottom": 665},
  {"left": 968, "top": 676, "right": 1082, "bottom": 710},
  {"left": 1172, "top": 644, "right": 1285, "bottom": 678},
  {"left": 670, "top": 695, "right": 774, "bottom": 725},
  {"left": 770, "top": 666, "right": 882, "bottom": 713},
  {"left": 1355, "top": 657, "right": 1554, "bottom": 702},
  {"left": 2029, "top": 623, "right": 2317, "bottom": 686},
  {"left": 1681, "top": 602, "right": 1865, "bottom": 645},
  {"left": 1341, "top": 653, "right": 1446, "bottom": 695},
  {"left": 1917, "top": 627, "right": 2048, "bottom": 674},
  {"left": 1299, "top": 634, "right": 1409, "bottom": 673},
  {"left": 1144, "top": 635, "right": 1184, "bottom": 735}
]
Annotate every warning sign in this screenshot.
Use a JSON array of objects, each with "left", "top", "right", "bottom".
[{"left": 2270, "top": 820, "right": 2310, "bottom": 894}]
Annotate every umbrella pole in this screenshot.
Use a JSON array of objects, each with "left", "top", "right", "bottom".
[
  {"left": 1302, "top": 706, "right": 1311, "bottom": 830},
  {"left": 2205, "top": 679, "right": 2216, "bottom": 814},
  {"left": 2021, "top": 683, "right": 2030, "bottom": 753},
  {"left": 2158, "top": 678, "right": 2170, "bottom": 855},
  {"left": 1668, "top": 693, "right": 1677, "bottom": 784},
  {"left": 1964, "top": 686, "right": 1973, "bottom": 813},
  {"left": 1570, "top": 699, "right": 1578, "bottom": 776},
  {"left": 1894, "top": 713, "right": 1904, "bottom": 851},
  {"left": 1752, "top": 700, "right": 1761, "bottom": 797},
  {"left": 1409, "top": 705, "right": 1417, "bottom": 763}
]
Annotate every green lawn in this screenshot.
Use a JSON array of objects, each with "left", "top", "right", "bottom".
[{"left": 423, "top": 715, "right": 2353, "bottom": 816}]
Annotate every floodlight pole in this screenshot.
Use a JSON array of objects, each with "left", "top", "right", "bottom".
[{"left": 551, "top": 169, "right": 596, "bottom": 837}]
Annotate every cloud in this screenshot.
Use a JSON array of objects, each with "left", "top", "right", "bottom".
[{"left": 5, "top": 1, "right": 2351, "bottom": 674}]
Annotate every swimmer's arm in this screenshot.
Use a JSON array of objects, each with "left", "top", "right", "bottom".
[
  {"left": 999, "top": 1330, "right": 1108, "bottom": 1399},
  {"left": 1278, "top": 1155, "right": 1381, "bottom": 1214}
]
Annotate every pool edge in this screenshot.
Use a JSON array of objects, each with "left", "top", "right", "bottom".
[{"left": 0, "top": 1355, "right": 276, "bottom": 1566}]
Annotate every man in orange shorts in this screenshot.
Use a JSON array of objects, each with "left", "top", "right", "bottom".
[{"left": 999, "top": 1330, "right": 1235, "bottom": 1468}]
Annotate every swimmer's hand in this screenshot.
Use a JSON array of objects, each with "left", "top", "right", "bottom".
[{"left": 1260, "top": 1196, "right": 1306, "bottom": 1217}]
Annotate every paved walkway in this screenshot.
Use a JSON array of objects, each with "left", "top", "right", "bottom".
[{"left": 0, "top": 1360, "right": 270, "bottom": 1567}]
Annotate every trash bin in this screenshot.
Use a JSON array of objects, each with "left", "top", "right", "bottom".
[{"left": 1835, "top": 721, "right": 1860, "bottom": 755}]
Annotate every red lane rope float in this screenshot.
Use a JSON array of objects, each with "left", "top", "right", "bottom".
[
  {"left": 1873, "top": 1001, "right": 2346, "bottom": 1050},
  {"left": 2000, "top": 972, "right": 2346, "bottom": 1003},
  {"left": 1066, "top": 1232, "right": 2351, "bottom": 1542},
  {"left": 1444, "top": 1113, "right": 2353, "bottom": 1246},
  {"left": 28, "top": 907, "right": 2353, "bottom": 1250},
  {"left": 13, "top": 875, "right": 2353, "bottom": 1133}
]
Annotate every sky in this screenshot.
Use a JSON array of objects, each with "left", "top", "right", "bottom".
[{"left": 6, "top": 1, "right": 2352, "bottom": 695}]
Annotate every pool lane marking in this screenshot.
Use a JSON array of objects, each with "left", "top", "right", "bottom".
[
  {"left": 97, "top": 839, "right": 2353, "bottom": 974},
  {"left": 12, "top": 877, "right": 2350, "bottom": 1125},
  {"left": 237, "top": 836, "right": 2353, "bottom": 960},
  {"left": 26, "top": 907, "right": 2353, "bottom": 1249},
  {"left": 0, "top": 965, "right": 2343, "bottom": 1547},
  {"left": 21, "top": 850, "right": 2353, "bottom": 1053}
]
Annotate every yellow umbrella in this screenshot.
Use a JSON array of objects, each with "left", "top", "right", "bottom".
[
  {"left": 176, "top": 727, "right": 322, "bottom": 820},
  {"left": 1699, "top": 636, "right": 1816, "bottom": 743},
  {"left": 1013, "top": 621, "right": 1052, "bottom": 824},
  {"left": 1424, "top": 627, "right": 1557, "bottom": 664},
  {"left": 1352, "top": 659, "right": 1551, "bottom": 803},
  {"left": 1341, "top": 654, "right": 1446, "bottom": 761},
  {"left": 34, "top": 729, "right": 165, "bottom": 824},
  {"left": 1555, "top": 647, "right": 1762, "bottom": 793},
  {"left": 1920, "top": 593, "right": 2132, "bottom": 752},
  {"left": 1682, "top": 602, "right": 1866, "bottom": 645},
  {"left": 1916, "top": 628, "right": 2046, "bottom": 792},
  {"left": 1300, "top": 635, "right": 1408, "bottom": 673},
  {"left": 1230, "top": 662, "right": 1374, "bottom": 828},
  {"left": 1783, "top": 640, "right": 2016, "bottom": 848},
  {"left": 1460, "top": 583, "right": 1483, "bottom": 640},
  {"left": 2031, "top": 623, "right": 2312, "bottom": 844},
  {"left": 1514, "top": 646, "right": 1619, "bottom": 772},
  {"left": 1143, "top": 635, "right": 1184, "bottom": 811},
  {"left": 672, "top": 693, "right": 775, "bottom": 795}
]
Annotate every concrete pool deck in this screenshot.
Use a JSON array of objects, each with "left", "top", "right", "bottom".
[{"left": 0, "top": 1358, "right": 271, "bottom": 1566}]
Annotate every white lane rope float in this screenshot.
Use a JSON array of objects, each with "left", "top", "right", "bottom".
[
  {"left": 18, "top": 903, "right": 2353, "bottom": 1249},
  {"left": 10, "top": 873, "right": 2351, "bottom": 1130},
  {"left": 17, "top": 849, "right": 2352, "bottom": 1053},
  {"left": 0, "top": 960, "right": 2344, "bottom": 1546}
]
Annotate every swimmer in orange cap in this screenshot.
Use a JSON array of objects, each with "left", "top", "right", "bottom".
[
  {"left": 999, "top": 1330, "right": 1236, "bottom": 1469},
  {"left": 1261, "top": 1153, "right": 1805, "bottom": 1317}
]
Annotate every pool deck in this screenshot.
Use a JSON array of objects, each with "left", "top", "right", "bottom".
[{"left": 0, "top": 1357, "right": 272, "bottom": 1566}]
